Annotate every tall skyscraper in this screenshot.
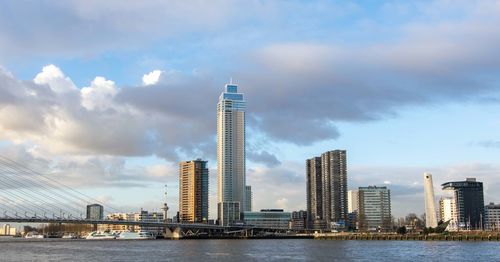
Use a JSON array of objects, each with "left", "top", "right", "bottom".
[
  {"left": 217, "top": 82, "right": 246, "bottom": 226},
  {"left": 442, "top": 178, "right": 485, "bottom": 230},
  {"left": 358, "top": 186, "right": 391, "bottom": 231},
  {"left": 306, "top": 150, "right": 347, "bottom": 229},
  {"left": 245, "top": 185, "right": 252, "bottom": 212},
  {"left": 423, "top": 173, "right": 438, "bottom": 228},
  {"left": 179, "top": 159, "right": 209, "bottom": 223},
  {"left": 306, "top": 157, "right": 323, "bottom": 229}
]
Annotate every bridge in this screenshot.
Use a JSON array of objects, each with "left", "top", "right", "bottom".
[{"left": 0, "top": 156, "right": 295, "bottom": 238}]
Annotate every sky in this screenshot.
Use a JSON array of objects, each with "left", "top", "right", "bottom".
[{"left": 1, "top": 0, "right": 500, "bottom": 218}]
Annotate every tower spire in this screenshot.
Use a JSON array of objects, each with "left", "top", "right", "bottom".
[{"left": 162, "top": 184, "right": 169, "bottom": 221}]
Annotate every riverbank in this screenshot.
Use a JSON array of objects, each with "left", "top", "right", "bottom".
[{"left": 314, "top": 233, "right": 500, "bottom": 241}]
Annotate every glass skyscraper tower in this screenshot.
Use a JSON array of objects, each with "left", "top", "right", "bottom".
[{"left": 217, "top": 82, "right": 246, "bottom": 226}]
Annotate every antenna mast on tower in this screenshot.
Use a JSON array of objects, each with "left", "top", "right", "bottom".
[{"left": 162, "top": 184, "right": 169, "bottom": 221}]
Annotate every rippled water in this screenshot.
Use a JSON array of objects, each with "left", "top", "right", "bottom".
[{"left": 0, "top": 238, "right": 499, "bottom": 261}]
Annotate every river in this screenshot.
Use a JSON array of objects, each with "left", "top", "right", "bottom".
[{"left": 0, "top": 238, "right": 499, "bottom": 261}]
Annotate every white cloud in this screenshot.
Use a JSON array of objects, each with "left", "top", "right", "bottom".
[
  {"left": 142, "top": 70, "right": 163, "bottom": 86},
  {"left": 33, "top": 64, "right": 77, "bottom": 93},
  {"left": 80, "top": 76, "right": 118, "bottom": 110},
  {"left": 275, "top": 198, "right": 289, "bottom": 210}
]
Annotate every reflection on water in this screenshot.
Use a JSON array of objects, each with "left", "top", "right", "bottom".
[{"left": 0, "top": 238, "right": 499, "bottom": 261}]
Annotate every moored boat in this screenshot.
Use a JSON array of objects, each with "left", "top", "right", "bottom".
[
  {"left": 117, "top": 231, "right": 155, "bottom": 240},
  {"left": 24, "top": 231, "right": 45, "bottom": 239},
  {"left": 85, "top": 231, "right": 116, "bottom": 240}
]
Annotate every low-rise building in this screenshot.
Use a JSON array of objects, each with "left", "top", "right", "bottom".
[
  {"left": 485, "top": 202, "right": 500, "bottom": 231},
  {"left": 99, "top": 210, "right": 164, "bottom": 235},
  {"left": 0, "top": 224, "right": 17, "bottom": 236},
  {"left": 290, "top": 210, "right": 308, "bottom": 230},
  {"left": 243, "top": 209, "right": 291, "bottom": 229}
]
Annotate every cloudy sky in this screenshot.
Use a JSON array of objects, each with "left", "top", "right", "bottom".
[{"left": 1, "top": 0, "right": 500, "bottom": 218}]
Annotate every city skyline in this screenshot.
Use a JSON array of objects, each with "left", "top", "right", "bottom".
[{"left": 1, "top": 1, "right": 500, "bottom": 219}]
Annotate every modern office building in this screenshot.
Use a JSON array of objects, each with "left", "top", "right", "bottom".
[
  {"left": 485, "top": 202, "right": 500, "bottom": 231},
  {"left": 217, "top": 82, "right": 246, "bottom": 226},
  {"left": 423, "top": 173, "right": 438, "bottom": 228},
  {"left": 243, "top": 209, "right": 291, "bottom": 229},
  {"left": 179, "top": 159, "right": 209, "bottom": 223},
  {"left": 86, "top": 204, "right": 104, "bottom": 220},
  {"left": 439, "top": 197, "right": 458, "bottom": 231},
  {"left": 245, "top": 185, "right": 253, "bottom": 212},
  {"left": 442, "top": 178, "right": 485, "bottom": 230},
  {"left": 348, "top": 190, "right": 359, "bottom": 213},
  {"left": 306, "top": 150, "right": 347, "bottom": 229},
  {"left": 358, "top": 186, "right": 391, "bottom": 231}
]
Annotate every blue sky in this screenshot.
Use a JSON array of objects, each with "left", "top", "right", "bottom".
[{"left": 1, "top": 0, "right": 500, "bottom": 218}]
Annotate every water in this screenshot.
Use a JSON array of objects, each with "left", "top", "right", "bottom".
[{"left": 0, "top": 238, "right": 499, "bottom": 261}]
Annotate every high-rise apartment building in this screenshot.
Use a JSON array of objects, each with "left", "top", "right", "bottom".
[
  {"left": 306, "top": 157, "right": 322, "bottom": 229},
  {"left": 442, "top": 178, "right": 485, "bottom": 230},
  {"left": 358, "top": 186, "right": 391, "bottom": 231},
  {"left": 423, "top": 173, "right": 438, "bottom": 228},
  {"left": 306, "top": 150, "right": 347, "bottom": 229},
  {"left": 179, "top": 159, "right": 209, "bottom": 223},
  {"left": 245, "top": 185, "right": 252, "bottom": 212},
  {"left": 217, "top": 82, "right": 246, "bottom": 226}
]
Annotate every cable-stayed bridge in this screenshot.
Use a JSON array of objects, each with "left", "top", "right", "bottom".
[
  {"left": 0, "top": 156, "right": 297, "bottom": 238},
  {"left": 0, "top": 156, "right": 262, "bottom": 238}
]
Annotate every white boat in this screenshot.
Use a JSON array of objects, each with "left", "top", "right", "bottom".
[
  {"left": 24, "top": 231, "right": 45, "bottom": 239},
  {"left": 85, "top": 231, "right": 116, "bottom": 240},
  {"left": 117, "top": 231, "right": 155, "bottom": 240},
  {"left": 62, "top": 233, "right": 78, "bottom": 239}
]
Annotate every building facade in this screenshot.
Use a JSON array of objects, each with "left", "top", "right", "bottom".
[
  {"left": 348, "top": 190, "right": 359, "bottom": 213},
  {"left": 100, "top": 210, "right": 164, "bottom": 235},
  {"left": 306, "top": 157, "right": 322, "bottom": 229},
  {"left": 243, "top": 209, "right": 291, "bottom": 229},
  {"left": 306, "top": 150, "right": 347, "bottom": 229},
  {"left": 358, "top": 186, "right": 391, "bottom": 231},
  {"left": 439, "top": 197, "right": 458, "bottom": 231},
  {"left": 485, "top": 202, "right": 500, "bottom": 231},
  {"left": 217, "top": 82, "right": 246, "bottom": 226},
  {"left": 245, "top": 185, "right": 252, "bottom": 212},
  {"left": 179, "top": 159, "right": 209, "bottom": 223},
  {"left": 290, "top": 210, "right": 308, "bottom": 230},
  {"left": 0, "top": 224, "right": 17, "bottom": 236},
  {"left": 86, "top": 204, "right": 104, "bottom": 220},
  {"left": 423, "top": 173, "right": 438, "bottom": 228},
  {"left": 442, "top": 178, "right": 485, "bottom": 230},
  {"left": 218, "top": 202, "right": 241, "bottom": 226},
  {"left": 100, "top": 213, "right": 134, "bottom": 232}
]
